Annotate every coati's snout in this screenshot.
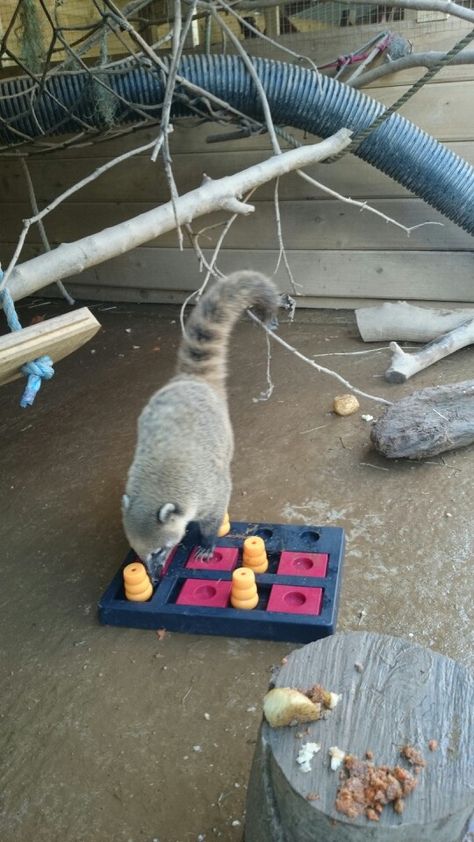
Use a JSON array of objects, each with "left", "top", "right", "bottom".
[{"left": 121, "top": 494, "right": 187, "bottom": 563}]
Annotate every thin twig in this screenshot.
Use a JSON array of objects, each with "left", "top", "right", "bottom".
[
  {"left": 209, "top": 6, "right": 281, "bottom": 154},
  {"left": 0, "top": 137, "right": 162, "bottom": 291},
  {"left": 19, "top": 158, "right": 75, "bottom": 305},
  {"left": 252, "top": 331, "right": 274, "bottom": 402},
  {"left": 273, "top": 178, "right": 301, "bottom": 295},
  {"left": 206, "top": 0, "right": 321, "bottom": 76},
  {"left": 295, "top": 170, "right": 444, "bottom": 237},
  {"left": 247, "top": 312, "right": 392, "bottom": 406}
]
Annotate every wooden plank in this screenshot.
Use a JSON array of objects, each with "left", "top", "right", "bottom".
[
  {"left": 0, "top": 307, "right": 101, "bottom": 386},
  {"left": 2, "top": 142, "right": 473, "bottom": 204},
  {"left": 34, "top": 247, "right": 474, "bottom": 303},
  {"left": 2, "top": 197, "right": 470, "bottom": 251},
  {"left": 370, "top": 80, "right": 474, "bottom": 140}
]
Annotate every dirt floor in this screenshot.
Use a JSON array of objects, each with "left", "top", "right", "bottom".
[{"left": 0, "top": 298, "right": 473, "bottom": 842}]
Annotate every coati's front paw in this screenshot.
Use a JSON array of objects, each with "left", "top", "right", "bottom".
[{"left": 194, "top": 545, "right": 216, "bottom": 562}]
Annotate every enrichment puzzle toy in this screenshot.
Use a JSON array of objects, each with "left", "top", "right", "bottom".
[{"left": 99, "top": 521, "right": 345, "bottom": 643}]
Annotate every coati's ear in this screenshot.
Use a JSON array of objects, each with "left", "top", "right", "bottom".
[
  {"left": 157, "top": 502, "right": 177, "bottom": 523},
  {"left": 122, "top": 494, "right": 130, "bottom": 513}
]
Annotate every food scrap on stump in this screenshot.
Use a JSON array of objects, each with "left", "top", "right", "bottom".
[
  {"left": 401, "top": 744, "right": 426, "bottom": 770},
  {"left": 335, "top": 754, "right": 420, "bottom": 821}
]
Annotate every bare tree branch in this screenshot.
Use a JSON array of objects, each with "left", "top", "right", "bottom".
[
  {"left": 350, "top": 50, "right": 474, "bottom": 88},
  {"left": 2, "top": 129, "right": 352, "bottom": 301}
]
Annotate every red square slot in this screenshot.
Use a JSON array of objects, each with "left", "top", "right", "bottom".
[
  {"left": 277, "top": 551, "right": 328, "bottom": 577},
  {"left": 186, "top": 546, "right": 239, "bottom": 571},
  {"left": 176, "top": 578, "right": 232, "bottom": 608},
  {"left": 267, "top": 585, "right": 323, "bottom": 616}
]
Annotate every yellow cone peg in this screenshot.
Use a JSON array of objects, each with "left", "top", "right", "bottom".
[
  {"left": 230, "top": 567, "right": 259, "bottom": 610},
  {"left": 123, "top": 561, "right": 153, "bottom": 602},
  {"left": 242, "top": 535, "right": 269, "bottom": 573},
  {"left": 217, "top": 511, "right": 231, "bottom": 537}
]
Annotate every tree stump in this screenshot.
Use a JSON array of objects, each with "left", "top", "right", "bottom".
[{"left": 244, "top": 633, "right": 474, "bottom": 842}]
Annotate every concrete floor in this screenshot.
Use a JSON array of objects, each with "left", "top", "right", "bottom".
[{"left": 0, "top": 298, "right": 473, "bottom": 842}]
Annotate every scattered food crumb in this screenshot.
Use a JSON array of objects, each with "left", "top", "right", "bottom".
[
  {"left": 428, "top": 739, "right": 438, "bottom": 752},
  {"left": 335, "top": 753, "right": 419, "bottom": 821},
  {"left": 295, "top": 728, "right": 310, "bottom": 739},
  {"left": 445, "top": 512, "right": 452, "bottom": 518},
  {"left": 305, "top": 792, "right": 320, "bottom": 801},
  {"left": 305, "top": 684, "right": 341, "bottom": 710},
  {"left": 204, "top": 713, "right": 211, "bottom": 721},
  {"left": 246, "top": 706, "right": 256, "bottom": 713},
  {"left": 231, "top": 820, "right": 241, "bottom": 827},
  {"left": 354, "top": 662, "right": 364, "bottom": 673},
  {"left": 366, "top": 750, "right": 374, "bottom": 761},
  {"left": 125, "top": 328, "right": 132, "bottom": 333},
  {"left": 329, "top": 746, "right": 346, "bottom": 771},
  {"left": 197, "top": 834, "right": 206, "bottom": 841},
  {"left": 361, "top": 414, "right": 374, "bottom": 422},
  {"left": 281, "top": 657, "right": 288, "bottom": 665},
  {"left": 401, "top": 745, "right": 426, "bottom": 770},
  {"left": 156, "top": 628, "right": 166, "bottom": 641},
  {"left": 193, "top": 745, "right": 202, "bottom": 753},
  {"left": 132, "top": 345, "right": 140, "bottom": 350},
  {"left": 297, "top": 742, "right": 321, "bottom": 773}
]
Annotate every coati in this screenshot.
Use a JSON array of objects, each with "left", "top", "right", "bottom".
[{"left": 122, "top": 270, "right": 280, "bottom": 581}]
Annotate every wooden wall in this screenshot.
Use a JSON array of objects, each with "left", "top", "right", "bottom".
[{"left": 0, "top": 24, "right": 473, "bottom": 307}]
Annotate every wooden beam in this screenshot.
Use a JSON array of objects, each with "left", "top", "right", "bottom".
[{"left": 0, "top": 307, "right": 101, "bottom": 387}]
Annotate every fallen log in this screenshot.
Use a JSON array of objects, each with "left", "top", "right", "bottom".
[
  {"left": 356, "top": 302, "right": 474, "bottom": 343},
  {"left": 371, "top": 380, "right": 474, "bottom": 459}
]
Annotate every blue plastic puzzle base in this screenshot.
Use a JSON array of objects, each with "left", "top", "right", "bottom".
[{"left": 98, "top": 521, "right": 345, "bottom": 643}]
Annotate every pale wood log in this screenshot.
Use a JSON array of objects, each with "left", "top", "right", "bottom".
[
  {"left": 356, "top": 302, "right": 474, "bottom": 342},
  {"left": 371, "top": 380, "right": 474, "bottom": 458},
  {"left": 1, "top": 129, "right": 351, "bottom": 304},
  {"left": 245, "top": 632, "right": 474, "bottom": 842},
  {"left": 0, "top": 308, "right": 100, "bottom": 387},
  {"left": 385, "top": 319, "right": 474, "bottom": 382}
]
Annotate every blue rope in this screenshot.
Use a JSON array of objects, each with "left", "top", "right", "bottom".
[{"left": 0, "top": 273, "right": 54, "bottom": 407}]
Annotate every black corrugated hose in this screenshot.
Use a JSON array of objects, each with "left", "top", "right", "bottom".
[{"left": 1, "top": 54, "right": 473, "bottom": 233}]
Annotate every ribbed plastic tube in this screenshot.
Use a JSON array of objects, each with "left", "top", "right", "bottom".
[{"left": 1, "top": 54, "right": 473, "bottom": 232}]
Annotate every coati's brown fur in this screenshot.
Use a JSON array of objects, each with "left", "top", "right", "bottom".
[{"left": 122, "top": 271, "right": 280, "bottom": 579}]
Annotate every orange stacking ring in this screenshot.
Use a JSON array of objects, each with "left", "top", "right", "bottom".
[
  {"left": 242, "top": 535, "right": 268, "bottom": 573},
  {"left": 217, "top": 511, "right": 231, "bottom": 537},
  {"left": 123, "top": 561, "right": 153, "bottom": 602},
  {"left": 230, "top": 567, "right": 259, "bottom": 610}
]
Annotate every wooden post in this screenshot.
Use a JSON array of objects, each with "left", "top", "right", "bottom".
[
  {"left": 244, "top": 632, "right": 474, "bottom": 842},
  {"left": 263, "top": 6, "right": 280, "bottom": 37}
]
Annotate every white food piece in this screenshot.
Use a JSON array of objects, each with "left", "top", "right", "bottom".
[
  {"left": 263, "top": 687, "right": 321, "bottom": 728},
  {"left": 361, "top": 414, "right": 374, "bottom": 422},
  {"left": 297, "top": 742, "right": 321, "bottom": 773},
  {"left": 329, "top": 746, "right": 346, "bottom": 771},
  {"left": 327, "top": 692, "right": 342, "bottom": 710}
]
